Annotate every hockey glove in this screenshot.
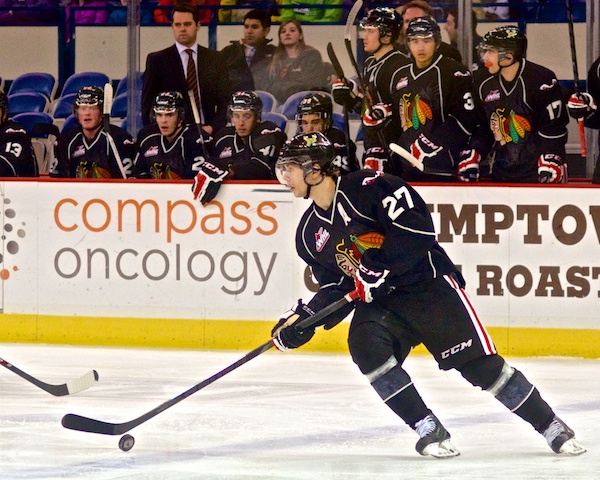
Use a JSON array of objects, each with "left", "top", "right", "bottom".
[
  {"left": 362, "top": 103, "right": 392, "bottom": 130},
  {"left": 354, "top": 251, "right": 390, "bottom": 304},
  {"left": 332, "top": 78, "right": 362, "bottom": 112},
  {"left": 410, "top": 133, "right": 443, "bottom": 161},
  {"left": 363, "top": 146, "right": 387, "bottom": 171},
  {"left": 567, "top": 92, "right": 597, "bottom": 120},
  {"left": 457, "top": 149, "right": 481, "bottom": 182},
  {"left": 538, "top": 154, "right": 564, "bottom": 183},
  {"left": 272, "top": 299, "right": 316, "bottom": 352},
  {"left": 191, "top": 160, "right": 228, "bottom": 204}
]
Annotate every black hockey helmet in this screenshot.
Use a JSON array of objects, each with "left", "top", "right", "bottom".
[
  {"left": 296, "top": 93, "right": 333, "bottom": 126},
  {"left": 405, "top": 16, "right": 441, "bottom": 45},
  {"left": 152, "top": 91, "right": 186, "bottom": 121},
  {"left": 73, "top": 86, "right": 104, "bottom": 115},
  {"left": 359, "top": 7, "right": 402, "bottom": 43},
  {"left": 0, "top": 90, "right": 7, "bottom": 123},
  {"left": 480, "top": 26, "right": 527, "bottom": 60},
  {"left": 277, "top": 131, "right": 335, "bottom": 179},
  {"left": 229, "top": 90, "right": 263, "bottom": 121}
]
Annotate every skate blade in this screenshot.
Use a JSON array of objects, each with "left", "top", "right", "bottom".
[
  {"left": 559, "top": 438, "right": 586, "bottom": 455},
  {"left": 422, "top": 439, "right": 460, "bottom": 459}
]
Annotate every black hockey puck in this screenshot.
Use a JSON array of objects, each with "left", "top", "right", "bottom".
[{"left": 118, "top": 434, "right": 135, "bottom": 452}]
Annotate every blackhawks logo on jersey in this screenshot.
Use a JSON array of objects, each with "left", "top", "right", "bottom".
[
  {"left": 334, "top": 232, "right": 385, "bottom": 277},
  {"left": 400, "top": 94, "right": 433, "bottom": 131},
  {"left": 490, "top": 108, "right": 531, "bottom": 145},
  {"left": 75, "top": 160, "right": 111, "bottom": 179}
]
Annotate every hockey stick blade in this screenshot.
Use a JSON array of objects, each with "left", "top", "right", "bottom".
[
  {"left": 103, "top": 82, "right": 113, "bottom": 132},
  {"left": 61, "top": 290, "right": 359, "bottom": 436},
  {"left": 327, "top": 42, "right": 346, "bottom": 80},
  {"left": 389, "top": 143, "right": 455, "bottom": 177},
  {"left": 0, "top": 357, "right": 99, "bottom": 396}
]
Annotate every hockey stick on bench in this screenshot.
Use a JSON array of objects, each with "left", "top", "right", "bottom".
[
  {"left": 61, "top": 290, "right": 360, "bottom": 436},
  {"left": 389, "top": 143, "right": 456, "bottom": 177},
  {"left": 0, "top": 356, "right": 98, "bottom": 396}
]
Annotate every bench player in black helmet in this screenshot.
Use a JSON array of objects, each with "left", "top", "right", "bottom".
[
  {"left": 296, "top": 92, "right": 359, "bottom": 174},
  {"left": 50, "top": 86, "right": 135, "bottom": 179},
  {"left": 271, "top": 131, "right": 586, "bottom": 458},
  {"left": 390, "top": 15, "right": 476, "bottom": 182},
  {"left": 133, "top": 91, "right": 213, "bottom": 179},
  {"left": 0, "top": 90, "right": 38, "bottom": 176},
  {"left": 332, "top": 7, "right": 408, "bottom": 175},
  {"left": 463, "top": 26, "right": 568, "bottom": 183},
  {"left": 192, "top": 90, "right": 287, "bottom": 204}
]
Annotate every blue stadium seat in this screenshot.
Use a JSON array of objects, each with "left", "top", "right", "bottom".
[
  {"left": 121, "top": 112, "right": 143, "bottom": 137},
  {"left": 262, "top": 112, "right": 287, "bottom": 132},
  {"left": 256, "top": 90, "right": 277, "bottom": 113},
  {"left": 60, "top": 72, "right": 110, "bottom": 98},
  {"left": 332, "top": 112, "right": 345, "bottom": 132},
  {"left": 7, "top": 92, "right": 49, "bottom": 116},
  {"left": 115, "top": 72, "right": 143, "bottom": 97},
  {"left": 11, "top": 112, "right": 54, "bottom": 137},
  {"left": 52, "top": 93, "right": 77, "bottom": 119},
  {"left": 8, "top": 73, "right": 57, "bottom": 101},
  {"left": 110, "top": 93, "right": 128, "bottom": 118},
  {"left": 278, "top": 90, "right": 332, "bottom": 120},
  {"left": 62, "top": 114, "right": 79, "bottom": 133}
]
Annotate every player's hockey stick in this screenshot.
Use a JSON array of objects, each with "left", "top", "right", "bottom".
[
  {"left": 565, "top": 0, "right": 586, "bottom": 158},
  {"left": 103, "top": 83, "right": 128, "bottom": 178},
  {"left": 0, "top": 356, "right": 98, "bottom": 396},
  {"left": 32, "top": 122, "right": 68, "bottom": 174},
  {"left": 61, "top": 290, "right": 360, "bottom": 436},
  {"left": 188, "top": 90, "right": 211, "bottom": 161},
  {"left": 344, "top": 0, "right": 367, "bottom": 101},
  {"left": 389, "top": 143, "right": 455, "bottom": 177},
  {"left": 326, "top": 42, "right": 352, "bottom": 149}
]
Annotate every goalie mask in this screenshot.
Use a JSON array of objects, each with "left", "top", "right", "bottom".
[
  {"left": 479, "top": 26, "right": 527, "bottom": 65},
  {"left": 296, "top": 93, "right": 333, "bottom": 133},
  {"left": 229, "top": 91, "right": 263, "bottom": 122},
  {"left": 359, "top": 7, "right": 402, "bottom": 43},
  {"left": 152, "top": 91, "right": 186, "bottom": 122}
]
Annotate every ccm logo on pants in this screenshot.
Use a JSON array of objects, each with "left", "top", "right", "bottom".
[{"left": 441, "top": 339, "right": 473, "bottom": 359}]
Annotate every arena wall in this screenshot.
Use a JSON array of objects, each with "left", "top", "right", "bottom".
[{"left": 0, "top": 179, "right": 598, "bottom": 358}]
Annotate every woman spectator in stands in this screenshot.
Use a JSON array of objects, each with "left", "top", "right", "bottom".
[
  {"left": 154, "top": 0, "right": 218, "bottom": 25},
  {"left": 266, "top": 19, "right": 327, "bottom": 104},
  {"left": 64, "top": 0, "right": 109, "bottom": 25}
]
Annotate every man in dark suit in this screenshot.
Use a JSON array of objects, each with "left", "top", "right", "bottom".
[{"left": 142, "top": 2, "right": 231, "bottom": 134}]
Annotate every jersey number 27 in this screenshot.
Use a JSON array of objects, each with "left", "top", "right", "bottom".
[{"left": 382, "top": 186, "right": 414, "bottom": 221}]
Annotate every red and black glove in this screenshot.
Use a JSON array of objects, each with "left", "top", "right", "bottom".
[
  {"left": 354, "top": 251, "right": 390, "bottom": 304},
  {"left": 538, "top": 154, "right": 564, "bottom": 183},
  {"left": 457, "top": 149, "right": 481, "bottom": 182},
  {"left": 567, "top": 92, "right": 597, "bottom": 120},
  {"left": 362, "top": 103, "right": 392, "bottom": 131},
  {"left": 363, "top": 146, "right": 387, "bottom": 171},
  {"left": 191, "top": 160, "right": 228, "bottom": 204},
  {"left": 271, "top": 300, "right": 316, "bottom": 352},
  {"left": 331, "top": 78, "right": 362, "bottom": 112},
  {"left": 410, "top": 133, "right": 443, "bottom": 161}
]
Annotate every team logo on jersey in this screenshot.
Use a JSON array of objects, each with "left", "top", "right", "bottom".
[
  {"left": 315, "top": 227, "right": 330, "bottom": 252},
  {"left": 220, "top": 147, "right": 233, "bottom": 159},
  {"left": 400, "top": 94, "right": 433, "bottom": 131},
  {"left": 539, "top": 79, "right": 557, "bottom": 91},
  {"left": 490, "top": 108, "right": 531, "bottom": 145},
  {"left": 454, "top": 71, "right": 471, "bottom": 78},
  {"left": 484, "top": 89, "right": 501, "bottom": 103},
  {"left": 395, "top": 77, "right": 409, "bottom": 90},
  {"left": 73, "top": 145, "right": 86, "bottom": 158},
  {"left": 5, "top": 127, "right": 26, "bottom": 135},
  {"left": 144, "top": 146, "right": 159, "bottom": 157},
  {"left": 334, "top": 232, "right": 385, "bottom": 277}
]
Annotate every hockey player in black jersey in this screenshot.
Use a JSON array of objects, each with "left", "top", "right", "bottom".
[
  {"left": 331, "top": 7, "right": 408, "bottom": 175},
  {"left": 296, "top": 92, "right": 359, "bottom": 174},
  {"left": 49, "top": 86, "right": 135, "bottom": 179},
  {"left": 0, "top": 91, "right": 38, "bottom": 177},
  {"left": 391, "top": 15, "right": 476, "bottom": 182},
  {"left": 133, "top": 91, "right": 212, "bottom": 179},
  {"left": 464, "top": 26, "right": 569, "bottom": 183},
  {"left": 192, "top": 90, "right": 286, "bottom": 204},
  {"left": 271, "top": 131, "right": 586, "bottom": 458}
]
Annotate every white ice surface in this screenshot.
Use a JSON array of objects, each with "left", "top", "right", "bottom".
[{"left": 0, "top": 343, "right": 597, "bottom": 480}]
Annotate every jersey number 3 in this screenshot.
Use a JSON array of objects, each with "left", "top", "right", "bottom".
[{"left": 382, "top": 186, "right": 414, "bottom": 221}]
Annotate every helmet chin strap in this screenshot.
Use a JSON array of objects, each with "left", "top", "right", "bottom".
[{"left": 303, "top": 170, "right": 325, "bottom": 199}]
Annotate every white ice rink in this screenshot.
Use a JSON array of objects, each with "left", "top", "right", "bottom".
[{"left": 0, "top": 343, "right": 597, "bottom": 480}]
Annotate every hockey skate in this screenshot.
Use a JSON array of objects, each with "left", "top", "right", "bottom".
[
  {"left": 543, "top": 416, "right": 586, "bottom": 455},
  {"left": 414, "top": 414, "right": 460, "bottom": 458}
]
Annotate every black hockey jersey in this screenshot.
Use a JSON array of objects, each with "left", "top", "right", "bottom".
[
  {"left": 327, "top": 126, "right": 359, "bottom": 174},
  {"left": 133, "top": 124, "right": 212, "bottom": 179},
  {"left": 50, "top": 125, "right": 135, "bottom": 178},
  {"left": 470, "top": 59, "right": 568, "bottom": 182},
  {"left": 0, "top": 120, "right": 38, "bottom": 177},
  {"left": 296, "top": 169, "right": 457, "bottom": 314}
]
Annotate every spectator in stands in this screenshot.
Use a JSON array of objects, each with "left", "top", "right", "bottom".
[
  {"left": 142, "top": 2, "right": 230, "bottom": 131},
  {"left": 220, "top": 9, "right": 276, "bottom": 92},
  {"left": 108, "top": 0, "right": 154, "bottom": 25},
  {"left": 0, "top": 90, "right": 39, "bottom": 177},
  {"left": 567, "top": 55, "right": 600, "bottom": 183},
  {"left": 191, "top": 91, "right": 287, "bottom": 204},
  {"left": 444, "top": 6, "right": 483, "bottom": 71},
  {"left": 64, "top": 0, "right": 109, "bottom": 25},
  {"left": 482, "top": 0, "right": 510, "bottom": 20},
  {"left": 133, "top": 91, "right": 213, "bottom": 179},
  {"left": 279, "top": 0, "right": 342, "bottom": 23},
  {"left": 395, "top": 0, "right": 461, "bottom": 63},
  {"left": 218, "top": 0, "right": 278, "bottom": 23},
  {"left": 265, "top": 19, "right": 328, "bottom": 104},
  {"left": 154, "top": 0, "right": 218, "bottom": 25},
  {"left": 49, "top": 86, "right": 135, "bottom": 178},
  {"left": 0, "top": 0, "right": 58, "bottom": 25}
]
